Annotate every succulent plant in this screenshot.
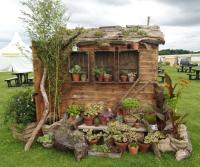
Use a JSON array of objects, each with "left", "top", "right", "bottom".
[
  {"left": 84, "top": 102, "right": 105, "bottom": 117},
  {"left": 144, "top": 131, "right": 165, "bottom": 144}
]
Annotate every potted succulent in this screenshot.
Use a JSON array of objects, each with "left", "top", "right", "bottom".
[
  {"left": 139, "top": 131, "right": 165, "bottom": 153},
  {"left": 84, "top": 129, "right": 102, "bottom": 145},
  {"left": 128, "top": 72, "right": 137, "bottom": 82},
  {"left": 37, "top": 133, "right": 54, "bottom": 148},
  {"left": 104, "top": 122, "right": 130, "bottom": 152},
  {"left": 120, "top": 70, "right": 128, "bottom": 82},
  {"left": 121, "top": 98, "right": 140, "bottom": 115},
  {"left": 128, "top": 143, "right": 139, "bottom": 156},
  {"left": 94, "top": 117, "right": 100, "bottom": 126},
  {"left": 93, "top": 67, "right": 105, "bottom": 82},
  {"left": 81, "top": 72, "right": 87, "bottom": 82},
  {"left": 66, "top": 104, "right": 82, "bottom": 123},
  {"left": 84, "top": 102, "right": 105, "bottom": 126},
  {"left": 69, "top": 64, "right": 82, "bottom": 81},
  {"left": 104, "top": 73, "right": 112, "bottom": 82},
  {"left": 99, "top": 108, "right": 113, "bottom": 125},
  {"left": 128, "top": 130, "right": 139, "bottom": 155}
]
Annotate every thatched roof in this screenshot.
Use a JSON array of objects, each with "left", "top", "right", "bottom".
[{"left": 77, "top": 25, "right": 165, "bottom": 46}]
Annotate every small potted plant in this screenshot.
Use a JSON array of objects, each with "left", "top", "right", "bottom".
[
  {"left": 120, "top": 70, "right": 128, "bottom": 82},
  {"left": 81, "top": 72, "right": 87, "bottom": 82},
  {"left": 99, "top": 108, "right": 113, "bottom": 125},
  {"left": 104, "top": 73, "right": 112, "bottom": 82},
  {"left": 121, "top": 98, "right": 140, "bottom": 115},
  {"left": 132, "top": 42, "right": 139, "bottom": 50},
  {"left": 84, "top": 102, "right": 105, "bottom": 126},
  {"left": 104, "top": 122, "right": 130, "bottom": 152},
  {"left": 66, "top": 104, "right": 82, "bottom": 123},
  {"left": 69, "top": 64, "right": 82, "bottom": 81},
  {"left": 139, "top": 131, "right": 165, "bottom": 153},
  {"left": 128, "top": 130, "right": 139, "bottom": 155},
  {"left": 37, "top": 133, "right": 54, "bottom": 148},
  {"left": 128, "top": 72, "right": 137, "bottom": 82},
  {"left": 84, "top": 129, "right": 102, "bottom": 145},
  {"left": 93, "top": 67, "right": 105, "bottom": 82}
]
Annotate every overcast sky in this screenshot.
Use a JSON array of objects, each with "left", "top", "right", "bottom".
[{"left": 0, "top": 0, "right": 200, "bottom": 51}]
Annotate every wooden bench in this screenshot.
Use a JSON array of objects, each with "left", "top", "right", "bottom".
[
  {"left": 4, "top": 77, "right": 19, "bottom": 87},
  {"left": 158, "top": 74, "right": 165, "bottom": 83},
  {"left": 27, "top": 77, "right": 34, "bottom": 84},
  {"left": 187, "top": 74, "right": 197, "bottom": 80}
]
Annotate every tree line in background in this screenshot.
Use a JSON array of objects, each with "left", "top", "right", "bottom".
[{"left": 159, "top": 49, "right": 200, "bottom": 55}]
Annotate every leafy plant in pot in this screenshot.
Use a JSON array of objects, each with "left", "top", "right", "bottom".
[
  {"left": 69, "top": 65, "right": 82, "bottom": 81},
  {"left": 99, "top": 108, "right": 113, "bottom": 125},
  {"left": 104, "top": 121, "right": 130, "bottom": 152},
  {"left": 121, "top": 98, "right": 140, "bottom": 115},
  {"left": 93, "top": 67, "right": 105, "bottom": 82},
  {"left": 66, "top": 104, "right": 82, "bottom": 124},
  {"left": 128, "top": 130, "right": 139, "bottom": 155},
  {"left": 139, "top": 131, "right": 165, "bottom": 153},
  {"left": 104, "top": 73, "right": 112, "bottom": 82},
  {"left": 128, "top": 72, "right": 137, "bottom": 82},
  {"left": 84, "top": 102, "right": 105, "bottom": 126},
  {"left": 120, "top": 70, "right": 128, "bottom": 82},
  {"left": 84, "top": 129, "right": 102, "bottom": 145}
]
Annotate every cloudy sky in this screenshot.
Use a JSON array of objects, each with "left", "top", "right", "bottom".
[{"left": 0, "top": 0, "right": 199, "bottom": 51}]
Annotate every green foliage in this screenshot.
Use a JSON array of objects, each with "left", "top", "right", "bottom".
[
  {"left": 129, "top": 142, "right": 138, "bottom": 147},
  {"left": 66, "top": 104, "right": 82, "bottom": 117},
  {"left": 4, "top": 89, "right": 36, "bottom": 127},
  {"left": 91, "top": 144, "right": 111, "bottom": 153},
  {"left": 21, "top": 0, "right": 82, "bottom": 122},
  {"left": 37, "top": 133, "right": 54, "bottom": 144},
  {"left": 84, "top": 129, "right": 102, "bottom": 141},
  {"left": 84, "top": 102, "right": 105, "bottom": 117},
  {"left": 104, "top": 121, "right": 138, "bottom": 143},
  {"left": 144, "top": 131, "right": 165, "bottom": 144},
  {"left": 69, "top": 65, "right": 82, "bottom": 74},
  {"left": 159, "top": 49, "right": 193, "bottom": 55},
  {"left": 122, "top": 27, "right": 147, "bottom": 36},
  {"left": 121, "top": 98, "right": 140, "bottom": 110},
  {"left": 92, "top": 67, "right": 105, "bottom": 77},
  {"left": 94, "top": 30, "right": 105, "bottom": 37}
]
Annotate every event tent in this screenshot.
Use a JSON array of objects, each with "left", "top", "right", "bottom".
[{"left": 0, "top": 32, "right": 33, "bottom": 73}]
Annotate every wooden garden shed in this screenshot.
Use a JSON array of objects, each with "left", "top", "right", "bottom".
[{"left": 33, "top": 25, "right": 165, "bottom": 121}]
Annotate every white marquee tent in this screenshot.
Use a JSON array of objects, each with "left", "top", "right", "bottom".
[{"left": 0, "top": 32, "right": 33, "bottom": 73}]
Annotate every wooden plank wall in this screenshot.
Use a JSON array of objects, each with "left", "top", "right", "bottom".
[{"left": 33, "top": 43, "right": 158, "bottom": 120}]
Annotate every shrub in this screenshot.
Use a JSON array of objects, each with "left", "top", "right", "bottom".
[
  {"left": 4, "top": 89, "right": 36, "bottom": 127},
  {"left": 121, "top": 98, "right": 140, "bottom": 110}
]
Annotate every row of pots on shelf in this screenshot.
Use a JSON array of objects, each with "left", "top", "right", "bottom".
[{"left": 70, "top": 65, "right": 137, "bottom": 82}]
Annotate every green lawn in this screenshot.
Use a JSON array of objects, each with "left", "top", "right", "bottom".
[{"left": 0, "top": 67, "right": 200, "bottom": 167}]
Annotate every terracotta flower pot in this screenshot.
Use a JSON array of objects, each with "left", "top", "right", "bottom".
[
  {"left": 88, "top": 139, "right": 98, "bottom": 145},
  {"left": 120, "top": 75, "right": 128, "bottom": 82},
  {"left": 139, "top": 143, "right": 150, "bottom": 153},
  {"left": 84, "top": 116, "right": 94, "bottom": 126},
  {"left": 133, "top": 42, "right": 139, "bottom": 50},
  {"left": 128, "top": 145, "right": 139, "bottom": 155},
  {"left": 108, "top": 75, "right": 113, "bottom": 81},
  {"left": 72, "top": 74, "right": 80, "bottom": 81},
  {"left": 99, "top": 116, "right": 109, "bottom": 125},
  {"left": 97, "top": 74, "right": 104, "bottom": 82},
  {"left": 122, "top": 109, "right": 130, "bottom": 115},
  {"left": 67, "top": 116, "right": 76, "bottom": 124},
  {"left": 115, "top": 141, "right": 128, "bottom": 152}
]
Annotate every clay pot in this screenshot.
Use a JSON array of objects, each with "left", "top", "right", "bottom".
[
  {"left": 122, "top": 109, "right": 130, "bottom": 116},
  {"left": 72, "top": 74, "right": 80, "bottom": 81},
  {"left": 120, "top": 75, "right": 128, "bottom": 82},
  {"left": 99, "top": 116, "right": 109, "bottom": 125},
  {"left": 84, "top": 116, "right": 94, "bottom": 126},
  {"left": 124, "top": 116, "right": 137, "bottom": 126},
  {"left": 109, "top": 75, "right": 113, "bottom": 81},
  {"left": 128, "top": 76, "right": 136, "bottom": 82},
  {"left": 97, "top": 74, "right": 104, "bottom": 82},
  {"left": 115, "top": 142, "right": 128, "bottom": 152},
  {"left": 67, "top": 116, "right": 76, "bottom": 124},
  {"left": 128, "top": 145, "right": 139, "bottom": 155},
  {"left": 88, "top": 139, "right": 98, "bottom": 145},
  {"left": 139, "top": 143, "right": 150, "bottom": 153},
  {"left": 133, "top": 42, "right": 139, "bottom": 50},
  {"left": 134, "top": 122, "right": 141, "bottom": 128}
]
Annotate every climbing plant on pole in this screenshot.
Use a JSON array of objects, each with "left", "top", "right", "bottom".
[{"left": 21, "top": 0, "right": 82, "bottom": 151}]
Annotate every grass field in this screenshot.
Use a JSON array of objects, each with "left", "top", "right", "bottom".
[{"left": 0, "top": 66, "right": 200, "bottom": 167}]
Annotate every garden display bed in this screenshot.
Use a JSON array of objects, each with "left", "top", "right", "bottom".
[{"left": 88, "top": 151, "right": 122, "bottom": 158}]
